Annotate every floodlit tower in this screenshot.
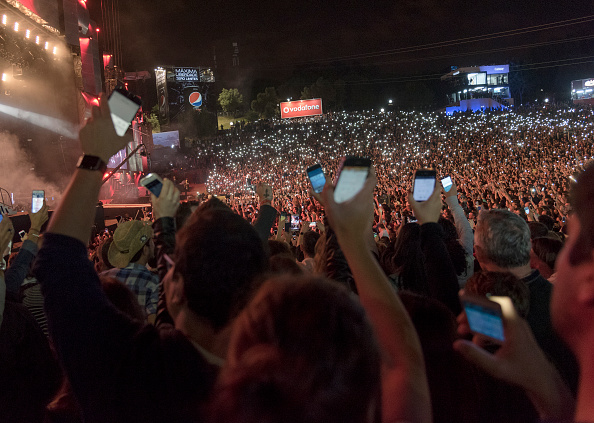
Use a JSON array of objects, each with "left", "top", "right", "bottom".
[{"left": 232, "top": 42, "right": 239, "bottom": 67}]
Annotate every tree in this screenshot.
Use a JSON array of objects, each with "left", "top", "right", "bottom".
[
  {"left": 148, "top": 104, "right": 162, "bottom": 132},
  {"left": 179, "top": 108, "right": 218, "bottom": 140},
  {"left": 251, "top": 87, "right": 280, "bottom": 119},
  {"left": 301, "top": 77, "right": 338, "bottom": 110},
  {"left": 218, "top": 88, "right": 243, "bottom": 117},
  {"left": 147, "top": 105, "right": 161, "bottom": 133}
]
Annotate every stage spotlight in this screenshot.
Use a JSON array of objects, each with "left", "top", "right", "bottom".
[
  {"left": 35, "top": 35, "right": 40, "bottom": 44},
  {"left": 25, "top": 29, "right": 30, "bottom": 39},
  {"left": 53, "top": 46, "right": 57, "bottom": 55},
  {"left": 13, "top": 22, "right": 18, "bottom": 32},
  {"left": 45, "top": 41, "right": 49, "bottom": 50},
  {"left": 1, "top": 73, "right": 7, "bottom": 82},
  {"left": 0, "top": 102, "right": 78, "bottom": 138},
  {"left": 2, "top": 15, "right": 7, "bottom": 25}
]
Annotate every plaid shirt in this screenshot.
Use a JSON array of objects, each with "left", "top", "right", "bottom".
[{"left": 101, "top": 263, "right": 160, "bottom": 316}]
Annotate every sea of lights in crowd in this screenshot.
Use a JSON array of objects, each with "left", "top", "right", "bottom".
[{"left": 193, "top": 107, "right": 593, "bottom": 216}]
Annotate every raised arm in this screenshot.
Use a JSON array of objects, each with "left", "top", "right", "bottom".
[
  {"left": 444, "top": 181, "right": 473, "bottom": 255},
  {"left": 33, "top": 94, "right": 143, "bottom": 416},
  {"left": 410, "top": 186, "right": 462, "bottom": 315},
  {"left": 319, "top": 169, "right": 431, "bottom": 423},
  {"left": 151, "top": 179, "right": 180, "bottom": 328},
  {"left": 4, "top": 202, "right": 48, "bottom": 297},
  {"left": 454, "top": 296, "right": 574, "bottom": 421}
]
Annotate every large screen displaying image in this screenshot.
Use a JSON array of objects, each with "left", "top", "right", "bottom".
[{"left": 152, "top": 130, "right": 180, "bottom": 148}]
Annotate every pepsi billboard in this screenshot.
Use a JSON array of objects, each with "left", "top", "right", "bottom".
[{"left": 154, "top": 66, "right": 215, "bottom": 125}]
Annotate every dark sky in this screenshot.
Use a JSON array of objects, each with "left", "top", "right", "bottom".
[{"left": 90, "top": 0, "right": 594, "bottom": 83}]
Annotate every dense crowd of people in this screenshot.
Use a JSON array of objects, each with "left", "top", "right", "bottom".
[
  {"left": 194, "top": 107, "right": 593, "bottom": 235},
  {"left": 1, "top": 97, "right": 594, "bottom": 423}
]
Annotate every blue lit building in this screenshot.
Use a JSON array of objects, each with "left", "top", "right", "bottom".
[{"left": 441, "top": 65, "right": 512, "bottom": 113}]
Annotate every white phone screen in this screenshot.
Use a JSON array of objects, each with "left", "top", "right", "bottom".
[
  {"left": 109, "top": 90, "right": 140, "bottom": 136},
  {"left": 413, "top": 177, "right": 435, "bottom": 202},
  {"left": 334, "top": 166, "right": 369, "bottom": 204}
]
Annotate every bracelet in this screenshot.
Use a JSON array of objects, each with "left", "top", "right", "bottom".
[{"left": 29, "top": 233, "right": 40, "bottom": 238}]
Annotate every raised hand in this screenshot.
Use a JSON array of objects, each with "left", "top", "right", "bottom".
[{"left": 151, "top": 179, "right": 181, "bottom": 220}]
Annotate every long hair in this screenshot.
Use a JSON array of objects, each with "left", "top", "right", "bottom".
[
  {"left": 209, "top": 276, "right": 382, "bottom": 423},
  {"left": 386, "top": 223, "right": 429, "bottom": 295}
]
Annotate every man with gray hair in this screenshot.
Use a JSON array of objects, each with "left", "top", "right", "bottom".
[{"left": 474, "top": 209, "right": 578, "bottom": 390}]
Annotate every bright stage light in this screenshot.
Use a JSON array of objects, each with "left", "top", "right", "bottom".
[
  {"left": 1, "top": 73, "right": 6, "bottom": 82},
  {"left": 53, "top": 46, "right": 57, "bottom": 55},
  {"left": 25, "top": 29, "right": 30, "bottom": 39},
  {"left": 1, "top": 15, "right": 6, "bottom": 25},
  {"left": 0, "top": 102, "right": 78, "bottom": 138},
  {"left": 45, "top": 41, "right": 49, "bottom": 50},
  {"left": 13, "top": 22, "right": 18, "bottom": 32},
  {"left": 35, "top": 35, "right": 40, "bottom": 44}
]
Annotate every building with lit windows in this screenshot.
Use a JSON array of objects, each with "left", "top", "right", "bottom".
[
  {"left": 441, "top": 65, "right": 512, "bottom": 113},
  {"left": 571, "top": 78, "right": 594, "bottom": 105}
]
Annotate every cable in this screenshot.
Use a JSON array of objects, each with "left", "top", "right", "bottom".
[
  {"left": 244, "top": 34, "right": 594, "bottom": 72},
  {"left": 260, "top": 14, "right": 594, "bottom": 67}
]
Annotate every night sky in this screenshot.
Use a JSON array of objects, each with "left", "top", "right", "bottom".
[{"left": 88, "top": 0, "right": 594, "bottom": 93}]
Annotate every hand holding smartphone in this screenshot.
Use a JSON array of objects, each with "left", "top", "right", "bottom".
[
  {"left": 140, "top": 173, "right": 164, "bottom": 197},
  {"left": 413, "top": 170, "right": 436, "bottom": 202},
  {"left": 441, "top": 176, "right": 453, "bottom": 193},
  {"left": 334, "top": 156, "right": 371, "bottom": 204},
  {"left": 108, "top": 86, "right": 142, "bottom": 136},
  {"left": 32, "top": 190, "right": 44, "bottom": 213},
  {"left": 459, "top": 293, "right": 505, "bottom": 344},
  {"left": 306, "top": 164, "right": 326, "bottom": 194}
]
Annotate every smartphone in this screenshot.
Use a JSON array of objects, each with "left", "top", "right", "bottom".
[
  {"left": 334, "top": 156, "right": 371, "bottom": 204},
  {"left": 19, "top": 230, "right": 26, "bottom": 240},
  {"left": 108, "top": 86, "right": 142, "bottom": 136},
  {"left": 413, "top": 169, "right": 436, "bottom": 202},
  {"left": 140, "top": 173, "right": 164, "bottom": 197},
  {"left": 459, "top": 293, "right": 505, "bottom": 343},
  {"left": 524, "top": 207, "right": 530, "bottom": 215},
  {"left": 441, "top": 176, "right": 453, "bottom": 193},
  {"left": 309, "top": 222, "right": 316, "bottom": 228},
  {"left": 32, "top": 190, "right": 44, "bottom": 213},
  {"left": 306, "top": 164, "right": 326, "bottom": 194},
  {"left": 290, "top": 215, "right": 300, "bottom": 231}
]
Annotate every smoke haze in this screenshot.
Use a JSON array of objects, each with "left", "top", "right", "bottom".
[{"left": 0, "top": 131, "right": 62, "bottom": 209}]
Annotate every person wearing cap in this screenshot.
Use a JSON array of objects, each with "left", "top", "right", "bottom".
[{"left": 101, "top": 220, "right": 158, "bottom": 323}]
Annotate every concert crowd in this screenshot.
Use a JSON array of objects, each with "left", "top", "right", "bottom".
[{"left": 1, "top": 99, "right": 594, "bottom": 423}]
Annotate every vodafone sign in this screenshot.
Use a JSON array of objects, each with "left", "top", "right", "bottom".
[{"left": 280, "top": 98, "right": 323, "bottom": 119}]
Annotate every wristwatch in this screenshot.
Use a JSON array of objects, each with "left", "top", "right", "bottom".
[{"left": 77, "top": 155, "right": 107, "bottom": 172}]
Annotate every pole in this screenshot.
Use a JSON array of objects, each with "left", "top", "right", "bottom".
[{"left": 102, "top": 144, "right": 145, "bottom": 184}]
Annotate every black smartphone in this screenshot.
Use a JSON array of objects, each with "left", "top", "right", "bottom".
[
  {"left": 108, "top": 86, "right": 142, "bottom": 136},
  {"left": 306, "top": 164, "right": 326, "bottom": 194},
  {"left": 334, "top": 156, "right": 371, "bottom": 204},
  {"left": 140, "top": 173, "right": 164, "bottom": 197},
  {"left": 459, "top": 293, "right": 505, "bottom": 344},
  {"left": 413, "top": 169, "right": 436, "bottom": 202}
]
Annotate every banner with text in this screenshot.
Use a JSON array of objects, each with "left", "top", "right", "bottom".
[{"left": 280, "top": 99, "right": 323, "bottom": 119}]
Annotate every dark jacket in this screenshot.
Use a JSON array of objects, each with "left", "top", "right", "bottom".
[{"left": 34, "top": 234, "right": 217, "bottom": 423}]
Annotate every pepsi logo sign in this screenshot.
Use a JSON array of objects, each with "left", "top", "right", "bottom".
[{"left": 189, "top": 92, "right": 202, "bottom": 108}]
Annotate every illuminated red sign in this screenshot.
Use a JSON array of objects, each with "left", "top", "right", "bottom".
[{"left": 280, "top": 99, "right": 323, "bottom": 119}]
